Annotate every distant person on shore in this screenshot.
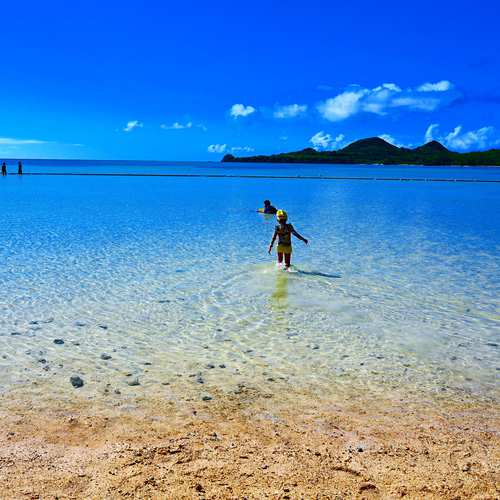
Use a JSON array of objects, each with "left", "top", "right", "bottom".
[
  {"left": 17, "top": 161, "right": 23, "bottom": 175},
  {"left": 268, "top": 210, "right": 308, "bottom": 270},
  {"left": 1, "top": 162, "right": 6, "bottom": 176},
  {"left": 258, "top": 200, "right": 277, "bottom": 214}
]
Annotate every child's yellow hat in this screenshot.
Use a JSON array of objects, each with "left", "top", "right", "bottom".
[{"left": 276, "top": 209, "right": 287, "bottom": 220}]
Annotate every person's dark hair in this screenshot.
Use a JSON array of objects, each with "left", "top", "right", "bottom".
[{"left": 264, "top": 200, "right": 271, "bottom": 206}]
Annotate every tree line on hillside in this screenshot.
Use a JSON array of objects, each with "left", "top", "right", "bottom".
[{"left": 222, "top": 137, "right": 500, "bottom": 166}]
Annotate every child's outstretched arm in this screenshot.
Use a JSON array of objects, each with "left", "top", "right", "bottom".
[
  {"left": 292, "top": 227, "right": 308, "bottom": 245},
  {"left": 268, "top": 229, "right": 278, "bottom": 254}
]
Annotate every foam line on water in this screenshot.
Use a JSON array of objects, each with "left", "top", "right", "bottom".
[{"left": 10, "top": 172, "right": 500, "bottom": 183}]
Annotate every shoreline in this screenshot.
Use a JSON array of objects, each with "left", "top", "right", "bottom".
[
  {"left": 1, "top": 390, "right": 498, "bottom": 498},
  {"left": 222, "top": 161, "right": 500, "bottom": 168}
]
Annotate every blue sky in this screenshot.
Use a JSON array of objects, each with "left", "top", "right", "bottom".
[{"left": 1, "top": 0, "right": 499, "bottom": 160}]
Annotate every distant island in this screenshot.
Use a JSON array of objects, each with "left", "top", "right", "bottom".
[{"left": 222, "top": 137, "right": 500, "bottom": 166}]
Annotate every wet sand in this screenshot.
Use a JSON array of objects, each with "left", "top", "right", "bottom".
[{"left": 0, "top": 389, "right": 498, "bottom": 499}]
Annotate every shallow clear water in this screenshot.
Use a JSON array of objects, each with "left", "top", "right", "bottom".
[
  {"left": 0, "top": 163, "right": 499, "bottom": 405},
  {"left": 9, "top": 158, "right": 500, "bottom": 180}
]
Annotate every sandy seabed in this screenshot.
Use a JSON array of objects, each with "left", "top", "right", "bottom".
[{"left": 0, "top": 385, "right": 498, "bottom": 500}]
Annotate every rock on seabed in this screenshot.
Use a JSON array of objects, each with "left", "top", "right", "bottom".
[{"left": 70, "top": 376, "right": 84, "bottom": 388}]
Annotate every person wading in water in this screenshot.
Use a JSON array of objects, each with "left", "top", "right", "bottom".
[{"left": 268, "top": 209, "right": 308, "bottom": 270}]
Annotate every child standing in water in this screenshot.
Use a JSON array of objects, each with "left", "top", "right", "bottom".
[{"left": 268, "top": 210, "right": 308, "bottom": 269}]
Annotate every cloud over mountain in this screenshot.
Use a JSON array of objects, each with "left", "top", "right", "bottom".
[
  {"left": 207, "top": 143, "right": 227, "bottom": 153},
  {"left": 310, "top": 131, "right": 345, "bottom": 150},
  {"left": 425, "top": 123, "right": 499, "bottom": 150}
]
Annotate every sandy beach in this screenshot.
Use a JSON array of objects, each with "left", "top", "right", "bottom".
[{"left": 0, "top": 387, "right": 498, "bottom": 499}]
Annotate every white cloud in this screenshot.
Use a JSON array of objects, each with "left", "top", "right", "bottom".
[
  {"left": 310, "top": 131, "right": 332, "bottom": 149},
  {"left": 160, "top": 121, "right": 193, "bottom": 130},
  {"left": 390, "top": 96, "right": 441, "bottom": 111},
  {"left": 309, "top": 131, "right": 345, "bottom": 150},
  {"left": 160, "top": 121, "right": 206, "bottom": 131},
  {"left": 424, "top": 123, "right": 440, "bottom": 143},
  {"left": 0, "top": 137, "right": 47, "bottom": 145},
  {"left": 231, "top": 146, "right": 254, "bottom": 153},
  {"left": 230, "top": 104, "right": 256, "bottom": 118},
  {"left": 207, "top": 144, "right": 227, "bottom": 153},
  {"left": 444, "top": 126, "right": 495, "bottom": 150},
  {"left": 363, "top": 84, "right": 402, "bottom": 114},
  {"left": 317, "top": 90, "right": 367, "bottom": 121},
  {"left": 273, "top": 104, "right": 307, "bottom": 119},
  {"left": 374, "top": 83, "right": 402, "bottom": 92},
  {"left": 378, "top": 134, "right": 398, "bottom": 146},
  {"left": 417, "top": 80, "right": 453, "bottom": 92},
  {"left": 424, "top": 123, "right": 499, "bottom": 150},
  {"left": 317, "top": 81, "right": 456, "bottom": 121},
  {"left": 123, "top": 120, "right": 143, "bottom": 132},
  {"left": 333, "top": 134, "right": 346, "bottom": 148},
  {"left": 377, "top": 134, "right": 410, "bottom": 148}
]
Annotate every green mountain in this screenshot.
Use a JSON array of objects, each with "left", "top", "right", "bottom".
[
  {"left": 413, "top": 140, "right": 450, "bottom": 154},
  {"left": 222, "top": 137, "right": 500, "bottom": 166}
]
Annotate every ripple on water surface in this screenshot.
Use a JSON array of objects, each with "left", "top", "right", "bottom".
[{"left": 0, "top": 174, "right": 498, "bottom": 406}]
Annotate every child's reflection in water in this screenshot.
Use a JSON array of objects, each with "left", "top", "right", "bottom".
[{"left": 270, "top": 270, "right": 289, "bottom": 312}]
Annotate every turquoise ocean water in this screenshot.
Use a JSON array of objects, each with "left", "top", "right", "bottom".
[{"left": 0, "top": 161, "right": 499, "bottom": 406}]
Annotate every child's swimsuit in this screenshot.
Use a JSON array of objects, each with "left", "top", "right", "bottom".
[{"left": 276, "top": 223, "right": 294, "bottom": 254}]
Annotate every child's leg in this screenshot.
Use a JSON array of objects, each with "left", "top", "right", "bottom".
[
  {"left": 284, "top": 253, "right": 291, "bottom": 268},
  {"left": 277, "top": 252, "right": 284, "bottom": 265}
]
